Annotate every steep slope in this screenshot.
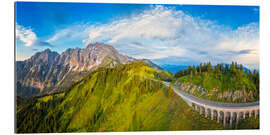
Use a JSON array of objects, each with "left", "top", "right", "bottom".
[
  {"left": 16, "top": 62, "right": 225, "bottom": 133},
  {"left": 16, "top": 43, "right": 136, "bottom": 97}
]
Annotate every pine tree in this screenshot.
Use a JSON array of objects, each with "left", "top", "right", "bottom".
[
  {"left": 181, "top": 67, "right": 185, "bottom": 76},
  {"left": 239, "top": 64, "right": 244, "bottom": 72},
  {"left": 207, "top": 62, "right": 212, "bottom": 73},
  {"left": 225, "top": 64, "right": 229, "bottom": 73}
]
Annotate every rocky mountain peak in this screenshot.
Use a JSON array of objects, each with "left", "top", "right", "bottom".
[
  {"left": 26, "top": 48, "right": 59, "bottom": 64},
  {"left": 86, "top": 42, "right": 117, "bottom": 53},
  {"left": 16, "top": 43, "right": 138, "bottom": 97},
  {"left": 87, "top": 42, "right": 109, "bottom": 47},
  {"left": 44, "top": 48, "right": 52, "bottom": 53}
]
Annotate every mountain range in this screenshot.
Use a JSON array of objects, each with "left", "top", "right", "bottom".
[
  {"left": 16, "top": 42, "right": 161, "bottom": 98},
  {"left": 161, "top": 65, "right": 189, "bottom": 74},
  {"left": 16, "top": 43, "right": 259, "bottom": 132}
]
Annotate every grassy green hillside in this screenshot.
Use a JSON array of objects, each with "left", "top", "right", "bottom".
[
  {"left": 17, "top": 61, "right": 226, "bottom": 133},
  {"left": 173, "top": 62, "right": 259, "bottom": 103}
]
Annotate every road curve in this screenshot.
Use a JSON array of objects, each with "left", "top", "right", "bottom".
[{"left": 162, "top": 81, "right": 259, "bottom": 109}]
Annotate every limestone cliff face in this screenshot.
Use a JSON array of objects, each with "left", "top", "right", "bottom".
[{"left": 16, "top": 43, "right": 136, "bottom": 98}]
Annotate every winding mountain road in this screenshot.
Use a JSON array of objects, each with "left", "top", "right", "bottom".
[
  {"left": 161, "top": 80, "right": 259, "bottom": 127},
  {"left": 162, "top": 81, "right": 259, "bottom": 109}
]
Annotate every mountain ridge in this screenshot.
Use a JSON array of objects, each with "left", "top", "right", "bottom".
[{"left": 16, "top": 42, "right": 162, "bottom": 98}]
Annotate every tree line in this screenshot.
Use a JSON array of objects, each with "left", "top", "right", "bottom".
[{"left": 174, "top": 62, "right": 259, "bottom": 88}]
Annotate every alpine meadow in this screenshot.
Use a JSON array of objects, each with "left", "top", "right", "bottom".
[{"left": 15, "top": 2, "right": 260, "bottom": 133}]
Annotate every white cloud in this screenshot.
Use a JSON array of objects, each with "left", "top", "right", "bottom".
[
  {"left": 82, "top": 6, "right": 223, "bottom": 60},
  {"left": 84, "top": 5, "right": 220, "bottom": 45},
  {"left": 47, "top": 5, "right": 259, "bottom": 69},
  {"left": 47, "top": 24, "right": 89, "bottom": 44},
  {"left": 16, "top": 24, "right": 37, "bottom": 47},
  {"left": 212, "top": 23, "right": 259, "bottom": 69}
]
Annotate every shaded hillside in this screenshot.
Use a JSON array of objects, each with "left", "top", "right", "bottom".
[
  {"left": 173, "top": 62, "right": 259, "bottom": 103},
  {"left": 16, "top": 62, "right": 225, "bottom": 133}
]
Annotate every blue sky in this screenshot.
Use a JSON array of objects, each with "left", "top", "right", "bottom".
[{"left": 15, "top": 2, "right": 259, "bottom": 69}]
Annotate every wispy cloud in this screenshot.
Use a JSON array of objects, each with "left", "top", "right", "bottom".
[
  {"left": 84, "top": 5, "right": 221, "bottom": 45},
  {"left": 225, "top": 49, "right": 253, "bottom": 55},
  {"left": 46, "top": 24, "right": 89, "bottom": 44},
  {"left": 46, "top": 5, "right": 259, "bottom": 69},
  {"left": 213, "top": 23, "right": 259, "bottom": 69},
  {"left": 32, "top": 48, "right": 39, "bottom": 51},
  {"left": 38, "top": 41, "right": 54, "bottom": 47},
  {"left": 16, "top": 24, "right": 37, "bottom": 47},
  {"left": 16, "top": 24, "right": 54, "bottom": 49}
]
